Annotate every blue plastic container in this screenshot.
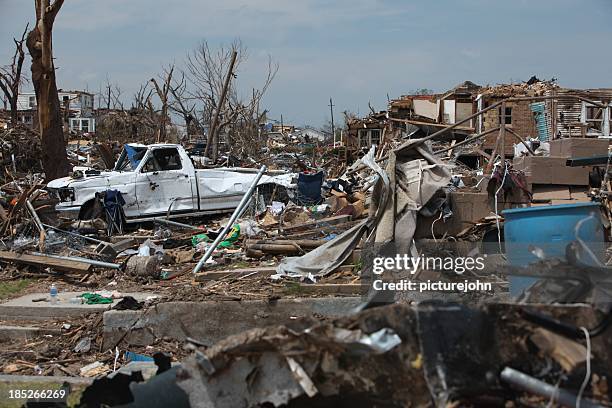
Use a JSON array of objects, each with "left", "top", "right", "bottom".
[{"left": 502, "top": 202, "right": 605, "bottom": 296}]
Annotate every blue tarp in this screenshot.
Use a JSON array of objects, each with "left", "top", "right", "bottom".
[{"left": 124, "top": 144, "right": 143, "bottom": 168}]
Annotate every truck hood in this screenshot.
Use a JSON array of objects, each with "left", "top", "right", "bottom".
[{"left": 46, "top": 170, "right": 123, "bottom": 189}]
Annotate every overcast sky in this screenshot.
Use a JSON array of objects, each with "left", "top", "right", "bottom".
[{"left": 1, "top": 0, "right": 611, "bottom": 126}]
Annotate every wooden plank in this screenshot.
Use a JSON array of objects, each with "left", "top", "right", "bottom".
[
  {"left": 246, "top": 244, "right": 303, "bottom": 255},
  {"left": 0, "top": 251, "right": 91, "bottom": 274},
  {"left": 245, "top": 239, "right": 325, "bottom": 249},
  {"left": 530, "top": 328, "right": 588, "bottom": 372},
  {"left": 195, "top": 265, "right": 357, "bottom": 282},
  {"left": 277, "top": 220, "right": 361, "bottom": 240},
  {"left": 268, "top": 215, "right": 352, "bottom": 234},
  {"left": 195, "top": 267, "right": 276, "bottom": 282}
]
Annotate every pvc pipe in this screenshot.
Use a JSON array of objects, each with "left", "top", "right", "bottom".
[
  {"left": 42, "top": 223, "right": 107, "bottom": 245},
  {"left": 192, "top": 165, "right": 267, "bottom": 275},
  {"left": 500, "top": 367, "right": 601, "bottom": 408}
]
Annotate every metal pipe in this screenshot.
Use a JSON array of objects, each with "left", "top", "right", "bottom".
[
  {"left": 500, "top": 367, "right": 602, "bottom": 408},
  {"left": 192, "top": 165, "right": 267, "bottom": 275},
  {"left": 42, "top": 223, "right": 107, "bottom": 245},
  {"left": 153, "top": 218, "right": 204, "bottom": 231},
  {"left": 30, "top": 252, "right": 121, "bottom": 269}
]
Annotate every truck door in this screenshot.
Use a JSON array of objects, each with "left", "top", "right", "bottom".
[{"left": 134, "top": 147, "right": 195, "bottom": 216}]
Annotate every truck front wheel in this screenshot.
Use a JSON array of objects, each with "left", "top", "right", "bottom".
[{"left": 78, "top": 199, "right": 103, "bottom": 220}]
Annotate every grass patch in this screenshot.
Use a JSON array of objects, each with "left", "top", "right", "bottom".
[
  {"left": 283, "top": 281, "right": 305, "bottom": 295},
  {"left": 0, "top": 279, "right": 32, "bottom": 301}
]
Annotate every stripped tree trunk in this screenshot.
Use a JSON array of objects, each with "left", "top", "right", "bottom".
[{"left": 26, "top": 0, "right": 69, "bottom": 181}]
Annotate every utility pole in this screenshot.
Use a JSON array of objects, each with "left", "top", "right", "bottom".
[
  {"left": 329, "top": 97, "right": 335, "bottom": 143},
  {"left": 280, "top": 114, "right": 284, "bottom": 138}
]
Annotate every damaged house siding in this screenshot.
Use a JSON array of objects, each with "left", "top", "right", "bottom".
[{"left": 546, "top": 88, "right": 612, "bottom": 139}]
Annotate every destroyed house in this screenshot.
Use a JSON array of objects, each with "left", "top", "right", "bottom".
[
  {"left": 477, "top": 83, "right": 612, "bottom": 155},
  {"left": 16, "top": 89, "right": 96, "bottom": 133},
  {"left": 345, "top": 112, "right": 388, "bottom": 152},
  {"left": 387, "top": 81, "right": 480, "bottom": 126},
  {"left": 387, "top": 85, "right": 478, "bottom": 141},
  {"left": 474, "top": 80, "right": 557, "bottom": 155}
]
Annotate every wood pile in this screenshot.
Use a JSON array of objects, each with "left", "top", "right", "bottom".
[
  {"left": 0, "top": 125, "right": 43, "bottom": 178},
  {"left": 479, "top": 78, "right": 558, "bottom": 98}
]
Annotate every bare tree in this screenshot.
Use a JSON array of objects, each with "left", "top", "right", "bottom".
[
  {"left": 168, "top": 70, "right": 202, "bottom": 140},
  {"left": 98, "top": 76, "right": 124, "bottom": 111},
  {"left": 26, "top": 0, "right": 69, "bottom": 180},
  {"left": 150, "top": 65, "right": 174, "bottom": 142},
  {"left": 185, "top": 39, "right": 278, "bottom": 161},
  {"left": 0, "top": 24, "right": 29, "bottom": 127}
]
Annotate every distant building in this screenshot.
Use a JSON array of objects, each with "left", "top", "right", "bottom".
[
  {"left": 271, "top": 124, "right": 295, "bottom": 134},
  {"left": 293, "top": 127, "right": 327, "bottom": 143},
  {"left": 16, "top": 89, "right": 96, "bottom": 133}
]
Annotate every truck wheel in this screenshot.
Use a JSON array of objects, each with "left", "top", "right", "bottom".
[{"left": 78, "top": 199, "right": 103, "bottom": 220}]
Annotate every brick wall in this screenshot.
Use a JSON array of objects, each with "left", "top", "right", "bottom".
[{"left": 482, "top": 99, "right": 538, "bottom": 156}]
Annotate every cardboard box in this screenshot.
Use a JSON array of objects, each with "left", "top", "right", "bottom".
[
  {"left": 549, "top": 138, "right": 610, "bottom": 158},
  {"left": 415, "top": 191, "right": 511, "bottom": 238},
  {"left": 513, "top": 156, "right": 591, "bottom": 186},
  {"left": 531, "top": 185, "right": 571, "bottom": 201},
  {"left": 530, "top": 184, "right": 591, "bottom": 206}
]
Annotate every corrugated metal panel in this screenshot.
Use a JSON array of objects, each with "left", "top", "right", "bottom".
[{"left": 530, "top": 102, "right": 549, "bottom": 141}]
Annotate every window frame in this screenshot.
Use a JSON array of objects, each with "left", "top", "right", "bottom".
[
  {"left": 141, "top": 147, "right": 183, "bottom": 173},
  {"left": 498, "top": 106, "right": 512, "bottom": 125}
]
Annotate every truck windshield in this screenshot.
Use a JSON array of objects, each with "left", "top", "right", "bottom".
[{"left": 114, "top": 145, "right": 148, "bottom": 171}]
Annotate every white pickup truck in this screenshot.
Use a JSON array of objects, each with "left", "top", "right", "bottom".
[{"left": 47, "top": 143, "right": 294, "bottom": 222}]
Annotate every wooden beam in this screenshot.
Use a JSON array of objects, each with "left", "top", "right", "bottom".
[
  {"left": 195, "top": 265, "right": 357, "bottom": 282},
  {"left": 0, "top": 251, "right": 91, "bottom": 274},
  {"left": 268, "top": 214, "right": 352, "bottom": 234},
  {"left": 506, "top": 127, "right": 536, "bottom": 155},
  {"left": 245, "top": 239, "right": 325, "bottom": 249},
  {"left": 434, "top": 127, "right": 501, "bottom": 155}
]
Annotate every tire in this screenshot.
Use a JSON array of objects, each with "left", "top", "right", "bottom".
[{"left": 78, "top": 199, "right": 102, "bottom": 220}]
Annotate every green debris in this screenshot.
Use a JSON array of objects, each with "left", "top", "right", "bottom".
[
  {"left": 79, "top": 293, "right": 113, "bottom": 305},
  {"left": 191, "top": 224, "right": 241, "bottom": 249},
  {"left": 191, "top": 233, "right": 211, "bottom": 247},
  {"left": 218, "top": 224, "right": 240, "bottom": 248}
]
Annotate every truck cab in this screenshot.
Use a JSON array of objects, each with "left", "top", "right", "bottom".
[{"left": 47, "top": 143, "right": 294, "bottom": 222}]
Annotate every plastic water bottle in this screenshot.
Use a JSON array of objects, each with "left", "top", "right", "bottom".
[{"left": 50, "top": 284, "right": 58, "bottom": 305}]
